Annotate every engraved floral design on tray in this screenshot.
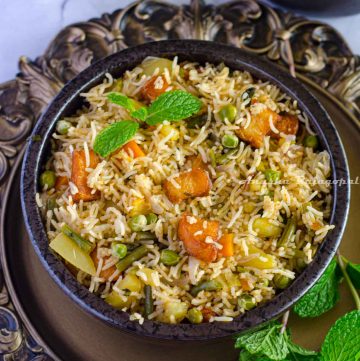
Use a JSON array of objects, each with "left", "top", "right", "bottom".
[{"left": 0, "top": 0, "right": 359, "bottom": 359}]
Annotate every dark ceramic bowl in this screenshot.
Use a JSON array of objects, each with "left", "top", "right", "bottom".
[{"left": 21, "top": 40, "right": 350, "bottom": 341}]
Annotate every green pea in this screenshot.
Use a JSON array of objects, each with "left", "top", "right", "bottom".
[
  {"left": 222, "top": 134, "right": 239, "bottom": 149},
  {"left": 260, "top": 279, "right": 269, "bottom": 287},
  {"left": 47, "top": 198, "right": 57, "bottom": 211},
  {"left": 129, "top": 215, "right": 147, "bottom": 232},
  {"left": 303, "top": 135, "right": 319, "bottom": 150},
  {"left": 112, "top": 243, "right": 127, "bottom": 259},
  {"left": 40, "top": 170, "right": 56, "bottom": 189},
  {"left": 56, "top": 120, "right": 71, "bottom": 135},
  {"left": 238, "top": 293, "right": 256, "bottom": 310},
  {"left": 264, "top": 169, "right": 281, "bottom": 183},
  {"left": 187, "top": 308, "right": 203, "bottom": 324},
  {"left": 219, "top": 104, "right": 237, "bottom": 122},
  {"left": 146, "top": 213, "right": 158, "bottom": 225},
  {"left": 160, "top": 249, "right": 180, "bottom": 266},
  {"left": 273, "top": 274, "right": 292, "bottom": 289}
]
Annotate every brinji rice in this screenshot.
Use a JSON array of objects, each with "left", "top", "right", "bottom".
[{"left": 37, "top": 57, "right": 334, "bottom": 325}]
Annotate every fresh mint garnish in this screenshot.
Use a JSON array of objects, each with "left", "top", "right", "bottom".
[
  {"left": 107, "top": 93, "right": 138, "bottom": 112},
  {"left": 142, "top": 90, "right": 202, "bottom": 125},
  {"left": 106, "top": 90, "right": 202, "bottom": 125},
  {"left": 321, "top": 310, "right": 360, "bottom": 361},
  {"left": 293, "top": 259, "right": 342, "bottom": 318},
  {"left": 93, "top": 120, "right": 139, "bottom": 157},
  {"left": 346, "top": 261, "right": 360, "bottom": 289},
  {"left": 235, "top": 321, "right": 317, "bottom": 361}
]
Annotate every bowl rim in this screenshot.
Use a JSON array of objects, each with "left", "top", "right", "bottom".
[{"left": 20, "top": 39, "right": 350, "bottom": 341}]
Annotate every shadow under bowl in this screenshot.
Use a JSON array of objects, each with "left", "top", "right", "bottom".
[{"left": 21, "top": 40, "right": 350, "bottom": 341}]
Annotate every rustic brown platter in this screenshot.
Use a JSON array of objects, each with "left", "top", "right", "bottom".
[{"left": 0, "top": 1, "right": 359, "bottom": 360}]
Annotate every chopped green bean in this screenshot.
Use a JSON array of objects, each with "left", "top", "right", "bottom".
[
  {"left": 40, "top": 170, "right": 56, "bottom": 189},
  {"left": 273, "top": 274, "right": 292, "bottom": 289},
  {"left": 135, "top": 231, "right": 157, "bottom": 241},
  {"left": 238, "top": 293, "right": 256, "bottom": 310},
  {"left": 145, "top": 213, "right": 158, "bottom": 225},
  {"left": 277, "top": 216, "right": 297, "bottom": 247},
  {"left": 219, "top": 104, "right": 237, "bottom": 122},
  {"left": 129, "top": 215, "right": 147, "bottom": 232},
  {"left": 222, "top": 134, "right": 239, "bottom": 148},
  {"left": 190, "top": 279, "right": 222, "bottom": 297},
  {"left": 160, "top": 249, "right": 180, "bottom": 266},
  {"left": 47, "top": 198, "right": 57, "bottom": 211},
  {"left": 264, "top": 169, "right": 281, "bottom": 183},
  {"left": 186, "top": 113, "right": 208, "bottom": 129},
  {"left": 209, "top": 149, "right": 217, "bottom": 168},
  {"left": 187, "top": 308, "right": 203, "bottom": 324},
  {"left": 61, "top": 224, "right": 94, "bottom": 253},
  {"left": 56, "top": 120, "right": 71, "bottom": 135},
  {"left": 144, "top": 285, "right": 153, "bottom": 318},
  {"left": 303, "top": 135, "right": 319, "bottom": 150},
  {"left": 112, "top": 243, "right": 127, "bottom": 259},
  {"left": 116, "top": 245, "right": 150, "bottom": 273}
]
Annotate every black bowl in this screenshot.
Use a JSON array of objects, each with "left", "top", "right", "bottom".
[{"left": 21, "top": 40, "right": 350, "bottom": 341}]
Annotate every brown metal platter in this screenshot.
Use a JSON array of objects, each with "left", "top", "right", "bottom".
[{"left": 0, "top": 1, "right": 359, "bottom": 359}]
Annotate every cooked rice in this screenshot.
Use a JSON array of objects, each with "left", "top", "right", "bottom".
[{"left": 38, "top": 57, "right": 334, "bottom": 324}]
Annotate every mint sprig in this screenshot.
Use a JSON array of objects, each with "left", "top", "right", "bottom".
[
  {"left": 107, "top": 93, "right": 138, "bottom": 112},
  {"left": 346, "top": 261, "right": 360, "bottom": 289},
  {"left": 321, "top": 310, "right": 360, "bottom": 361},
  {"left": 107, "top": 90, "right": 202, "bottom": 125},
  {"left": 293, "top": 259, "right": 342, "bottom": 318},
  {"left": 235, "top": 322, "right": 317, "bottom": 361},
  {"left": 93, "top": 120, "right": 139, "bottom": 157},
  {"left": 143, "top": 90, "right": 203, "bottom": 125}
]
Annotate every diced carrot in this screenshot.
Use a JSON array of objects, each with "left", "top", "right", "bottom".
[
  {"left": 236, "top": 108, "right": 281, "bottom": 148},
  {"left": 163, "top": 168, "right": 211, "bottom": 204},
  {"left": 122, "top": 140, "right": 145, "bottom": 158},
  {"left": 186, "top": 154, "right": 208, "bottom": 171},
  {"left": 218, "top": 233, "right": 234, "bottom": 257},
  {"left": 178, "top": 213, "right": 219, "bottom": 263},
  {"left": 311, "top": 221, "right": 322, "bottom": 231},
  {"left": 201, "top": 307, "right": 215, "bottom": 322},
  {"left": 71, "top": 149, "right": 100, "bottom": 202},
  {"left": 269, "top": 113, "right": 299, "bottom": 139},
  {"left": 55, "top": 175, "right": 69, "bottom": 190},
  {"left": 91, "top": 248, "right": 119, "bottom": 281},
  {"left": 141, "top": 74, "right": 169, "bottom": 101},
  {"left": 240, "top": 278, "right": 252, "bottom": 291}
]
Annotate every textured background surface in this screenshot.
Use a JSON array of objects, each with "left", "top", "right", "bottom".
[{"left": 0, "top": 0, "right": 360, "bottom": 83}]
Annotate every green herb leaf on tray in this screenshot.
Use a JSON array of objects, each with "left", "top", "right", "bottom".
[
  {"left": 293, "top": 259, "right": 342, "bottom": 318},
  {"left": 321, "top": 310, "right": 360, "bottom": 361},
  {"left": 239, "top": 349, "right": 320, "bottom": 361},
  {"left": 286, "top": 339, "right": 317, "bottom": 357},
  {"left": 107, "top": 93, "right": 138, "bottom": 112},
  {"left": 346, "top": 261, "right": 360, "bottom": 289},
  {"left": 143, "top": 90, "right": 203, "bottom": 125},
  {"left": 93, "top": 120, "right": 139, "bottom": 157},
  {"left": 235, "top": 322, "right": 288, "bottom": 360}
]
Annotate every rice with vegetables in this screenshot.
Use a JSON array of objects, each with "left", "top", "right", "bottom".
[{"left": 38, "top": 57, "right": 334, "bottom": 325}]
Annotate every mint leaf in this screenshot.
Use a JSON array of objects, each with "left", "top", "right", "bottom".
[
  {"left": 286, "top": 340, "right": 317, "bottom": 357},
  {"left": 293, "top": 259, "right": 342, "bottom": 318},
  {"left": 239, "top": 350, "right": 271, "bottom": 360},
  {"left": 107, "top": 93, "right": 137, "bottom": 112},
  {"left": 131, "top": 107, "right": 148, "bottom": 121},
  {"left": 321, "top": 310, "right": 360, "bottom": 361},
  {"left": 285, "top": 354, "right": 319, "bottom": 361},
  {"left": 144, "top": 90, "right": 202, "bottom": 125},
  {"left": 347, "top": 261, "right": 360, "bottom": 289},
  {"left": 93, "top": 120, "right": 139, "bottom": 157},
  {"left": 235, "top": 322, "right": 288, "bottom": 360}
]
